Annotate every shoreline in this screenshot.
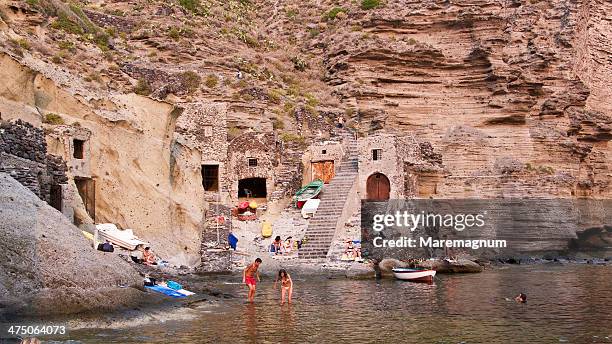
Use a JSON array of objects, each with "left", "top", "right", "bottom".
[{"left": 3, "top": 259, "right": 610, "bottom": 337}]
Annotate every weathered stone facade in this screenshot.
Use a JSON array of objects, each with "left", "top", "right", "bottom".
[
  {"left": 302, "top": 139, "right": 344, "bottom": 184},
  {"left": 226, "top": 132, "right": 277, "bottom": 200},
  {"left": 357, "top": 133, "right": 444, "bottom": 200},
  {"left": 0, "top": 119, "right": 68, "bottom": 205},
  {"left": 174, "top": 102, "right": 228, "bottom": 202},
  {"left": 46, "top": 125, "right": 93, "bottom": 178}
]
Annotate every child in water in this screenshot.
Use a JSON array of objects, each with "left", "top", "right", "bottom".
[{"left": 274, "top": 269, "right": 293, "bottom": 305}]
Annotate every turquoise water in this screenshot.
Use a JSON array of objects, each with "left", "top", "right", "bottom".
[{"left": 66, "top": 265, "right": 612, "bottom": 343}]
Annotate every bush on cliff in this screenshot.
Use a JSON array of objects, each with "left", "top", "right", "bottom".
[{"left": 361, "top": 0, "right": 381, "bottom": 10}]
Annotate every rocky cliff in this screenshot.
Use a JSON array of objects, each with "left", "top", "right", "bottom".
[{"left": 0, "top": 0, "right": 609, "bottom": 262}]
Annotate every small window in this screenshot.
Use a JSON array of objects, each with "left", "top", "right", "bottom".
[
  {"left": 203, "top": 125, "right": 213, "bottom": 137},
  {"left": 248, "top": 158, "right": 258, "bottom": 167},
  {"left": 322, "top": 149, "right": 327, "bottom": 154},
  {"left": 73, "top": 139, "right": 85, "bottom": 159},
  {"left": 201, "top": 165, "right": 219, "bottom": 191},
  {"left": 372, "top": 149, "right": 382, "bottom": 161}
]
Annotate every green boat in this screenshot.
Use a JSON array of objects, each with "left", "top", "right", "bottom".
[{"left": 294, "top": 179, "right": 324, "bottom": 208}]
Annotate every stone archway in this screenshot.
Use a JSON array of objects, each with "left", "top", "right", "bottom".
[{"left": 366, "top": 173, "right": 390, "bottom": 201}]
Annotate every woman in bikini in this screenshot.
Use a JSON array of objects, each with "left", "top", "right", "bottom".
[{"left": 274, "top": 269, "right": 293, "bottom": 305}]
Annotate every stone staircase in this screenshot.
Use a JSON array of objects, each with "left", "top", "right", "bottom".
[{"left": 298, "top": 130, "right": 358, "bottom": 259}]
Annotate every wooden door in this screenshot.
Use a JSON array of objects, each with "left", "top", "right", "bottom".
[
  {"left": 75, "top": 178, "right": 96, "bottom": 221},
  {"left": 312, "top": 160, "right": 335, "bottom": 184},
  {"left": 366, "top": 173, "right": 390, "bottom": 200}
]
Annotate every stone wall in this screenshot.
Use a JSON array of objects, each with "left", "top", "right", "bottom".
[
  {"left": 302, "top": 139, "right": 344, "bottom": 184},
  {"left": 226, "top": 132, "right": 277, "bottom": 200},
  {"left": 0, "top": 119, "right": 68, "bottom": 203},
  {"left": 357, "top": 134, "right": 406, "bottom": 199},
  {"left": 45, "top": 125, "right": 92, "bottom": 178}
]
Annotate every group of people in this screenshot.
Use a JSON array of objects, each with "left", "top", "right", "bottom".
[
  {"left": 270, "top": 236, "right": 295, "bottom": 255},
  {"left": 243, "top": 258, "right": 293, "bottom": 305}
]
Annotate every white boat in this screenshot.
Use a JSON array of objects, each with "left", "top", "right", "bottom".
[
  {"left": 95, "top": 223, "right": 148, "bottom": 250},
  {"left": 392, "top": 268, "right": 436, "bottom": 283},
  {"left": 301, "top": 199, "right": 321, "bottom": 218}
]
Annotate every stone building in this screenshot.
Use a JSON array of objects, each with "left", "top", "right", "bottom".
[
  {"left": 357, "top": 133, "right": 444, "bottom": 200},
  {"left": 0, "top": 119, "right": 68, "bottom": 211},
  {"left": 302, "top": 139, "right": 345, "bottom": 185},
  {"left": 225, "top": 132, "right": 277, "bottom": 201},
  {"left": 45, "top": 125, "right": 95, "bottom": 223},
  {"left": 174, "top": 102, "right": 229, "bottom": 203}
]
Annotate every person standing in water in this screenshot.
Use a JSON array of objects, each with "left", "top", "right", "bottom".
[
  {"left": 243, "top": 258, "right": 262, "bottom": 303},
  {"left": 274, "top": 269, "right": 293, "bottom": 305}
]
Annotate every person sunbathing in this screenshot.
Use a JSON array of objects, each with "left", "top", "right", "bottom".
[
  {"left": 283, "top": 237, "right": 293, "bottom": 254},
  {"left": 143, "top": 246, "right": 157, "bottom": 265},
  {"left": 271, "top": 236, "right": 282, "bottom": 255},
  {"left": 345, "top": 240, "right": 356, "bottom": 259}
]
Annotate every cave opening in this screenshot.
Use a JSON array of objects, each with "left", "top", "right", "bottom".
[{"left": 238, "top": 178, "right": 267, "bottom": 198}]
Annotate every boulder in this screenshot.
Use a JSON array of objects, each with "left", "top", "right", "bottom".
[
  {"left": 419, "top": 258, "right": 483, "bottom": 273},
  {"left": 0, "top": 173, "right": 142, "bottom": 316},
  {"left": 345, "top": 262, "right": 375, "bottom": 279},
  {"left": 378, "top": 258, "right": 409, "bottom": 278}
]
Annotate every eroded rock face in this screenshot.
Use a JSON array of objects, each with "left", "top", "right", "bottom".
[
  {"left": 322, "top": 0, "right": 611, "bottom": 198},
  {"left": 0, "top": 173, "right": 141, "bottom": 316}
]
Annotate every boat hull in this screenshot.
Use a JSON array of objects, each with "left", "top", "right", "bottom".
[{"left": 392, "top": 269, "right": 436, "bottom": 283}]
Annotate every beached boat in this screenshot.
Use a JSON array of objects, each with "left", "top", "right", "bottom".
[
  {"left": 294, "top": 179, "right": 324, "bottom": 208},
  {"left": 95, "top": 223, "right": 148, "bottom": 250},
  {"left": 392, "top": 268, "right": 436, "bottom": 283}
]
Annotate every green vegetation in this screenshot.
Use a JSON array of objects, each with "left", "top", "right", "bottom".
[
  {"left": 525, "top": 163, "right": 555, "bottom": 174},
  {"left": 285, "top": 8, "right": 298, "bottom": 19},
  {"left": 58, "top": 40, "right": 76, "bottom": 52},
  {"left": 324, "top": 7, "right": 347, "bottom": 20},
  {"left": 179, "top": 0, "right": 201, "bottom": 13},
  {"left": 26, "top": 0, "right": 39, "bottom": 6},
  {"left": 267, "top": 89, "right": 283, "bottom": 104},
  {"left": 204, "top": 74, "right": 219, "bottom": 88},
  {"left": 134, "top": 78, "right": 152, "bottom": 96},
  {"left": 51, "top": 55, "right": 62, "bottom": 64},
  {"left": 12, "top": 38, "right": 30, "bottom": 50},
  {"left": 181, "top": 71, "right": 201, "bottom": 93},
  {"left": 291, "top": 56, "right": 308, "bottom": 71},
  {"left": 305, "top": 93, "right": 318, "bottom": 107},
  {"left": 168, "top": 27, "right": 181, "bottom": 40},
  {"left": 283, "top": 102, "right": 295, "bottom": 116},
  {"left": 308, "top": 28, "right": 320, "bottom": 38},
  {"left": 272, "top": 117, "right": 285, "bottom": 130},
  {"left": 280, "top": 133, "right": 305, "bottom": 145},
  {"left": 361, "top": 0, "right": 381, "bottom": 10},
  {"left": 51, "top": 12, "right": 83, "bottom": 35},
  {"left": 43, "top": 113, "right": 64, "bottom": 125},
  {"left": 227, "top": 126, "right": 242, "bottom": 139},
  {"left": 84, "top": 72, "right": 102, "bottom": 83}
]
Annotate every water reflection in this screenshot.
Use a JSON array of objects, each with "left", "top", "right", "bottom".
[{"left": 67, "top": 265, "right": 612, "bottom": 343}]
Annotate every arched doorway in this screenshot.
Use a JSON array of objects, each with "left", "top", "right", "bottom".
[{"left": 366, "top": 173, "right": 390, "bottom": 200}]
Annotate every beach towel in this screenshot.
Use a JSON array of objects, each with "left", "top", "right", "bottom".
[
  {"left": 228, "top": 233, "right": 238, "bottom": 250},
  {"left": 145, "top": 285, "right": 187, "bottom": 298}
]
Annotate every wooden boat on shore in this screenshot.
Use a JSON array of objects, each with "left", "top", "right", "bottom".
[
  {"left": 392, "top": 268, "right": 436, "bottom": 283},
  {"left": 294, "top": 179, "right": 323, "bottom": 208}
]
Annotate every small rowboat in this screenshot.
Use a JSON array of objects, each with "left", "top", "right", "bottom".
[
  {"left": 294, "top": 179, "right": 324, "bottom": 208},
  {"left": 392, "top": 268, "right": 436, "bottom": 283}
]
